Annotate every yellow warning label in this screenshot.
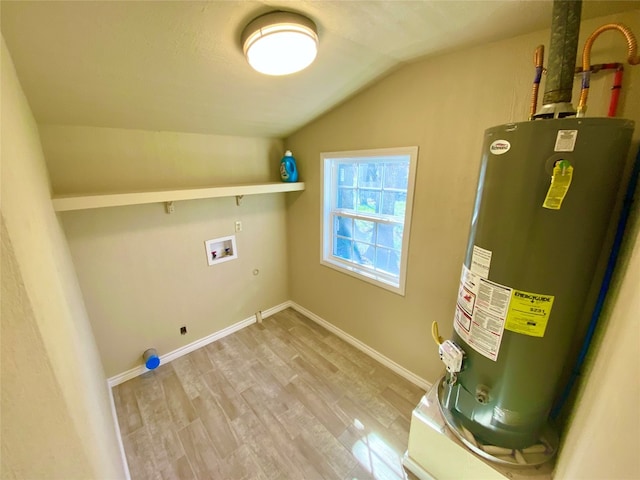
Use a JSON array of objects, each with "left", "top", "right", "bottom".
[
  {"left": 505, "top": 289, "right": 554, "bottom": 337},
  {"left": 543, "top": 162, "right": 573, "bottom": 210}
]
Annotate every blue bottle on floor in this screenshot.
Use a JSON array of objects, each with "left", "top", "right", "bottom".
[{"left": 280, "top": 150, "right": 298, "bottom": 182}]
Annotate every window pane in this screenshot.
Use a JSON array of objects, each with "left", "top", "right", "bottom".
[
  {"left": 333, "top": 236, "right": 353, "bottom": 261},
  {"left": 376, "top": 223, "right": 396, "bottom": 248},
  {"left": 354, "top": 241, "right": 374, "bottom": 266},
  {"left": 357, "top": 190, "right": 381, "bottom": 214},
  {"left": 338, "top": 164, "right": 356, "bottom": 187},
  {"left": 383, "top": 162, "right": 409, "bottom": 189},
  {"left": 354, "top": 219, "right": 375, "bottom": 243},
  {"left": 337, "top": 188, "right": 355, "bottom": 210},
  {"left": 381, "top": 190, "right": 407, "bottom": 217},
  {"left": 375, "top": 247, "right": 401, "bottom": 276},
  {"left": 393, "top": 224, "right": 404, "bottom": 251},
  {"left": 335, "top": 216, "right": 353, "bottom": 239},
  {"left": 358, "top": 163, "right": 382, "bottom": 189}
]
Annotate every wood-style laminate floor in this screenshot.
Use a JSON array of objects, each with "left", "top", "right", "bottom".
[{"left": 113, "top": 308, "right": 425, "bottom": 480}]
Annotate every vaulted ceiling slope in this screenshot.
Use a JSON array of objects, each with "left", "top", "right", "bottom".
[{"left": 1, "top": 1, "right": 636, "bottom": 138}]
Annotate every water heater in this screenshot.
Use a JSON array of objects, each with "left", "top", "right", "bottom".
[{"left": 438, "top": 117, "right": 634, "bottom": 459}]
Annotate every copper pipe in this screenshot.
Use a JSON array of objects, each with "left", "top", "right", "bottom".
[
  {"left": 577, "top": 23, "right": 640, "bottom": 116},
  {"left": 529, "top": 45, "right": 545, "bottom": 120},
  {"left": 574, "top": 63, "right": 624, "bottom": 117}
]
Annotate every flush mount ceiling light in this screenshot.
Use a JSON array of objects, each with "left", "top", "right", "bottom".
[{"left": 242, "top": 11, "right": 318, "bottom": 76}]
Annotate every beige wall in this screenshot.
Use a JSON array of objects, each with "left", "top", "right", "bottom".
[
  {"left": 285, "top": 9, "right": 640, "bottom": 476},
  {"left": 0, "top": 37, "right": 125, "bottom": 479},
  {"left": 40, "top": 125, "right": 283, "bottom": 194},
  {"left": 555, "top": 202, "right": 640, "bottom": 479},
  {"left": 42, "top": 127, "right": 290, "bottom": 377},
  {"left": 285, "top": 8, "right": 640, "bottom": 384}
]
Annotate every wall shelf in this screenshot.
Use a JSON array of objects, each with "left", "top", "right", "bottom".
[{"left": 51, "top": 182, "right": 305, "bottom": 212}]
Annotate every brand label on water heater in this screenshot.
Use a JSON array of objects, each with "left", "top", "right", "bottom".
[{"left": 489, "top": 140, "right": 511, "bottom": 155}]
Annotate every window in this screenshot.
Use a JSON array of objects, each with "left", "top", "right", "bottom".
[{"left": 321, "top": 147, "right": 418, "bottom": 295}]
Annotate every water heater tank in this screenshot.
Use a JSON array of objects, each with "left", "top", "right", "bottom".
[{"left": 440, "top": 117, "right": 634, "bottom": 452}]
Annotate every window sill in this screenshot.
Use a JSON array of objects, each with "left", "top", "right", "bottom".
[{"left": 320, "top": 258, "right": 405, "bottom": 296}]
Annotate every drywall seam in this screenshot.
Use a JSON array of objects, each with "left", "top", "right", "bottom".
[
  {"left": 107, "top": 383, "right": 132, "bottom": 480},
  {"left": 290, "top": 301, "right": 432, "bottom": 391},
  {"left": 107, "top": 301, "right": 292, "bottom": 387}
]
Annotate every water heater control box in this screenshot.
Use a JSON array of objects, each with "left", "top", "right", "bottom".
[{"left": 439, "top": 340, "right": 464, "bottom": 373}]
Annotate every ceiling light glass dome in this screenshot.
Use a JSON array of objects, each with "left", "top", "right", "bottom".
[{"left": 242, "top": 11, "right": 318, "bottom": 76}]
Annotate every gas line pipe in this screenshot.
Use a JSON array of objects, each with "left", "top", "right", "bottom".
[
  {"left": 577, "top": 23, "right": 640, "bottom": 117},
  {"left": 530, "top": 23, "right": 638, "bottom": 119},
  {"left": 574, "top": 63, "right": 624, "bottom": 117},
  {"left": 530, "top": 60, "right": 624, "bottom": 118}
]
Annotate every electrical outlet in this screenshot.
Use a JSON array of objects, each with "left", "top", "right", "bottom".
[
  {"left": 235, "top": 221, "right": 242, "bottom": 232},
  {"left": 180, "top": 326, "right": 187, "bottom": 335}
]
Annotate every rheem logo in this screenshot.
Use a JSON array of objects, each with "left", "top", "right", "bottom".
[{"left": 490, "top": 140, "right": 511, "bottom": 155}]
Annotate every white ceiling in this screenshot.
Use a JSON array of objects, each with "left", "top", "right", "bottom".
[{"left": 1, "top": 1, "right": 636, "bottom": 138}]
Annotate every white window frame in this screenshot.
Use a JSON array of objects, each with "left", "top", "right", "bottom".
[{"left": 320, "top": 146, "right": 418, "bottom": 295}]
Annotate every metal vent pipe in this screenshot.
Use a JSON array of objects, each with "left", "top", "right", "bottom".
[{"left": 542, "top": 0, "right": 582, "bottom": 105}]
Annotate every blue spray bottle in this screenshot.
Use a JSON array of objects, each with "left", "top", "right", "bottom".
[{"left": 280, "top": 150, "right": 299, "bottom": 183}]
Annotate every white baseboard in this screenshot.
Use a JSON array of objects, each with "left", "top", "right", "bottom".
[
  {"left": 107, "top": 301, "right": 291, "bottom": 387},
  {"left": 107, "top": 381, "right": 132, "bottom": 480},
  {"left": 107, "top": 299, "right": 429, "bottom": 392},
  {"left": 290, "top": 301, "right": 431, "bottom": 391},
  {"left": 259, "top": 300, "right": 293, "bottom": 318},
  {"left": 107, "top": 299, "right": 429, "bottom": 476}
]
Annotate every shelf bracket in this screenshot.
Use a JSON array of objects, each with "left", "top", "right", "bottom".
[
  {"left": 165, "top": 201, "right": 175, "bottom": 214},
  {"left": 235, "top": 195, "right": 244, "bottom": 206}
]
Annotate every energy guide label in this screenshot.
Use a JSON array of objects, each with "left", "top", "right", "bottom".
[
  {"left": 504, "top": 290, "right": 554, "bottom": 337},
  {"left": 454, "top": 265, "right": 512, "bottom": 361}
]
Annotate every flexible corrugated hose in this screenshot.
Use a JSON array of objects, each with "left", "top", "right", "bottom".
[{"left": 577, "top": 23, "right": 640, "bottom": 116}]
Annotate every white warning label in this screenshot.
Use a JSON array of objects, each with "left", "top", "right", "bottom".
[
  {"left": 554, "top": 130, "right": 578, "bottom": 152},
  {"left": 470, "top": 245, "right": 492, "bottom": 278},
  {"left": 453, "top": 265, "right": 512, "bottom": 361}
]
